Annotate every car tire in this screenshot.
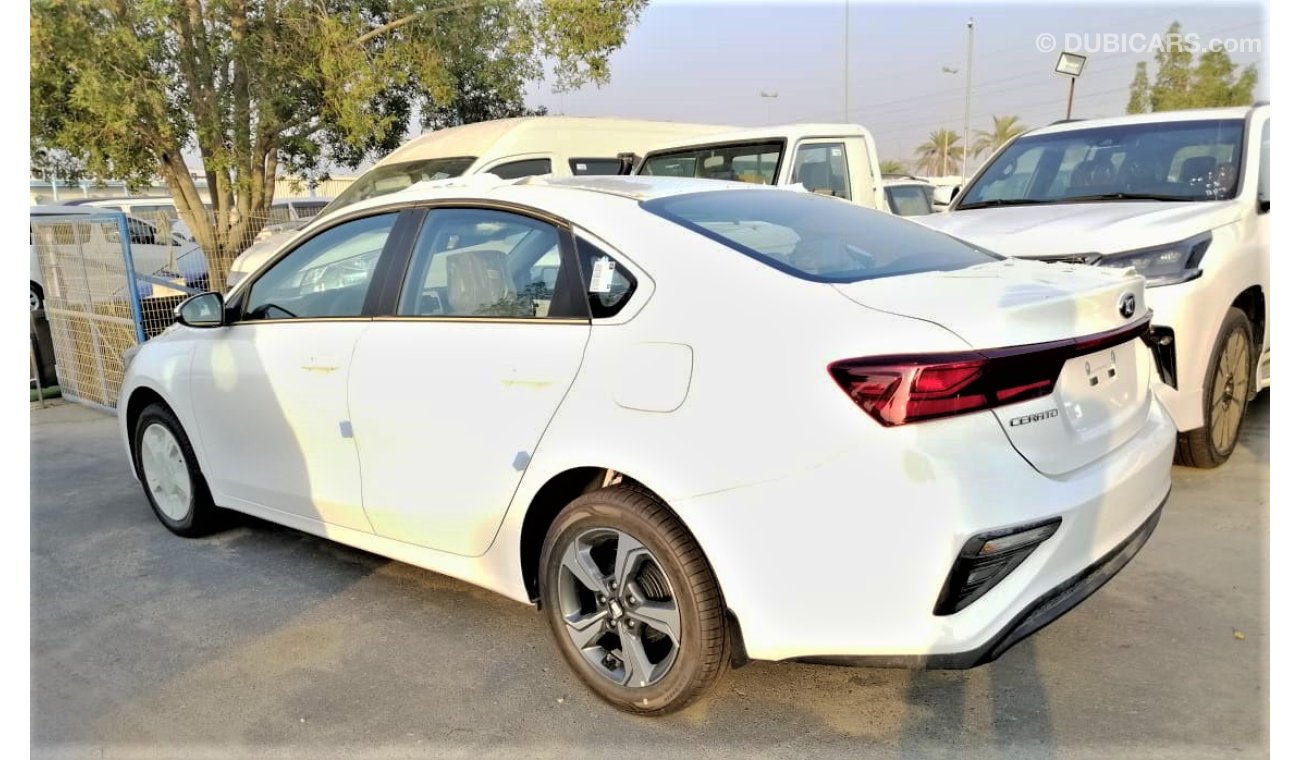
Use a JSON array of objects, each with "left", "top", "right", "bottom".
[
  {"left": 133, "top": 402, "right": 223, "bottom": 536},
  {"left": 30, "top": 283, "right": 43, "bottom": 312},
  {"left": 1175, "top": 307, "right": 1254, "bottom": 469},
  {"left": 539, "top": 485, "right": 730, "bottom": 715}
]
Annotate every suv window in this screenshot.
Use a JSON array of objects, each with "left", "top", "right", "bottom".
[
  {"left": 569, "top": 158, "right": 625, "bottom": 176},
  {"left": 641, "top": 141, "right": 783, "bottom": 184},
  {"left": 245, "top": 213, "right": 396, "bottom": 320},
  {"left": 398, "top": 208, "right": 583, "bottom": 319},
  {"left": 792, "top": 142, "right": 851, "bottom": 199},
  {"left": 489, "top": 159, "right": 552, "bottom": 180}
]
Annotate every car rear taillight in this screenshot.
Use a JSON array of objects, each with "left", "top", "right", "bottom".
[{"left": 828, "top": 314, "right": 1152, "bottom": 427}]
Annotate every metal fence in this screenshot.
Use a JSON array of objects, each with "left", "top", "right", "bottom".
[{"left": 30, "top": 205, "right": 305, "bottom": 408}]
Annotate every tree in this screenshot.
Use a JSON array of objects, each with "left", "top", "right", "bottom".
[
  {"left": 879, "top": 159, "right": 909, "bottom": 175},
  {"left": 1126, "top": 21, "right": 1257, "bottom": 113},
  {"left": 913, "top": 129, "right": 963, "bottom": 176},
  {"left": 971, "top": 115, "right": 1027, "bottom": 159},
  {"left": 1126, "top": 62, "right": 1151, "bottom": 114},
  {"left": 31, "top": 0, "right": 647, "bottom": 289}
]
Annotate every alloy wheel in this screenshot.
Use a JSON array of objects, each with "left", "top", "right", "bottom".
[
  {"left": 556, "top": 528, "right": 682, "bottom": 689},
  {"left": 140, "top": 423, "right": 192, "bottom": 520},
  {"left": 1209, "top": 327, "right": 1250, "bottom": 456}
]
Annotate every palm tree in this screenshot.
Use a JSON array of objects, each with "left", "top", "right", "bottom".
[
  {"left": 879, "top": 159, "right": 909, "bottom": 175},
  {"left": 913, "top": 129, "right": 963, "bottom": 176},
  {"left": 972, "top": 115, "right": 1028, "bottom": 160}
]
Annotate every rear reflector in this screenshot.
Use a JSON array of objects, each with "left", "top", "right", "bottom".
[
  {"left": 828, "top": 313, "right": 1152, "bottom": 426},
  {"left": 934, "top": 517, "right": 1062, "bottom": 615}
]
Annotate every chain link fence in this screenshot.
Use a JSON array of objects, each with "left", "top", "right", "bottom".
[
  {"left": 30, "top": 199, "right": 333, "bottom": 408},
  {"left": 30, "top": 214, "right": 149, "bottom": 409}
]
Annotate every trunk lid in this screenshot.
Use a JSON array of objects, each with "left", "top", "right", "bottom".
[{"left": 834, "top": 259, "right": 1154, "bottom": 476}]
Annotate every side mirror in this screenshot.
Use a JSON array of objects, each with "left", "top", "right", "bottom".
[
  {"left": 932, "top": 185, "right": 961, "bottom": 206},
  {"left": 175, "top": 292, "right": 225, "bottom": 328}
]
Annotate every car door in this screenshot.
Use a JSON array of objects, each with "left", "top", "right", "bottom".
[
  {"left": 188, "top": 210, "right": 408, "bottom": 532},
  {"left": 348, "top": 205, "right": 591, "bottom": 556}
]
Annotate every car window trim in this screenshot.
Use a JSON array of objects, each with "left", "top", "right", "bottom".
[
  {"left": 641, "top": 138, "right": 788, "bottom": 183},
  {"left": 371, "top": 200, "right": 590, "bottom": 323}
]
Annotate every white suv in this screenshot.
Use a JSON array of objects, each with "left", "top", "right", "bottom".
[{"left": 921, "top": 105, "right": 1269, "bottom": 467}]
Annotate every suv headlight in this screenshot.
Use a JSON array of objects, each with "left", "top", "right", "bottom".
[{"left": 1099, "top": 232, "right": 1212, "bottom": 287}]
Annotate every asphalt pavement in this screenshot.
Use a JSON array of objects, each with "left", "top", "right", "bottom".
[{"left": 31, "top": 395, "right": 1269, "bottom": 758}]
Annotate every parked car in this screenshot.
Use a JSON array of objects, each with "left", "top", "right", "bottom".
[
  {"left": 29, "top": 205, "right": 207, "bottom": 310},
  {"left": 63, "top": 195, "right": 204, "bottom": 242},
  {"left": 120, "top": 175, "right": 1174, "bottom": 714},
  {"left": 635, "top": 123, "right": 891, "bottom": 212},
  {"left": 224, "top": 116, "right": 732, "bottom": 287},
  {"left": 920, "top": 105, "right": 1269, "bottom": 468},
  {"left": 883, "top": 176, "right": 937, "bottom": 216}
]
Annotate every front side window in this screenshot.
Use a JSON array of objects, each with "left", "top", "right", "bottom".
[
  {"left": 645, "top": 189, "right": 996, "bottom": 283},
  {"left": 321, "top": 157, "right": 477, "bottom": 216},
  {"left": 489, "top": 158, "right": 552, "bottom": 180},
  {"left": 958, "top": 118, "right": 1245, "bottom": 209},
  {"left": 245, "top": 213, "right": 396, "bottom": 320},
  {"left": 792, "top": 142, "right": 851, "bottom": 199},
  {"left": 885, "top": 184, "right": 935, "bottom": 216},
  {"left": 398, "top": 208, "right": 582, "bottom": 319},
  {"left": 640, "top": 141, "right": 783, "bottom": 185}
]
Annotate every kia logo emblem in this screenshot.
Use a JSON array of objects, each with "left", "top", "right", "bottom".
[{"left": 1119, "top": 293, "right": 1137, "bottom": 319}]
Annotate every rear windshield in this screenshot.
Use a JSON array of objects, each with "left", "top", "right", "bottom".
[
  {"left": 640, "top": 141, "right": 783, "bottom": 185},
  {"left": 643, "top": 190, "right": 997, "bottom": 283},
  {"left": 322, "top": 156, "right": 477, "bottom": 216}
]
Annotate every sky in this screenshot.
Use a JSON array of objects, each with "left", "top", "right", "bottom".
[{"left": 523, "top": 0, "right": 1270, "bottom": 165}]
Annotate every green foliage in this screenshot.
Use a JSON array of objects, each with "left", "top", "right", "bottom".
[
  {"left": 878, "top": 159, "right": 909, "bottom": 175},
  {"left": 1127, "top": 22, "right": 1257, "bottom": 113},
  {"left": 30, "top": 0, "right": 647, "bottom": 287},
  {"left": 972, "top": 115, "right": 1027, "bottom": 159},
  {"left": 1127, "top": 62, "right": 1151, "bottom": 114},
  {"left": 913, "top": 129, "right": 962, "bottom": 176}
]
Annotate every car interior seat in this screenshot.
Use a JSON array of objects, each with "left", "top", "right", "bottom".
[
  {"left": 446, "top": 249, "right": 518, "bottom": 316},
  {"left": 796, "top": 161, "right": 833, "bottom": 194}
]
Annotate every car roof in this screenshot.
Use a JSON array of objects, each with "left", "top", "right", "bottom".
[
  {"left": 380, "top": 116, "right": 733, "bottom": 167},
  {"left": 1029, "top": 105, "right": 1260, "bottom": 137}
]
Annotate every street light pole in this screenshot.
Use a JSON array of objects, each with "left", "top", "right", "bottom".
[
  {"left": 843, "top": 0, "right": 850, "bottom": 122},
  {"left": 941, "top": 66, "right": 959, "bottom": 177},
  {"left": 1066, "top": 77, "right": 1077, "bottom": 119},
  {"left": 962, "top": 18, "right": 974, "bottom": 179}
]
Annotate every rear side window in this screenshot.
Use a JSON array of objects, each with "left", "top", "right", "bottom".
[
  {"left": 398, "top": 208, "right": 584, "bottom": 319},
  {"left": 644, "top": 189, "right": 997, "bottom": 283},
  {"left": 490, "top": 159, "right": 552, "bottom": 180},
  {"left": 575, "top": 238, "right": 637, "bottom": 318},
  {"left": 570, "top": 158, "right": 625, "bottom": 176}
]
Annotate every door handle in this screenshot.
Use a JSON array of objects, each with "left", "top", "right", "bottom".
[{"left": 301, "top": 363, "right": 340, "bottom": 374}]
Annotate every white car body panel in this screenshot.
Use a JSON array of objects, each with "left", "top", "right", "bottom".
[
  {"left": 920, "top": 106, "right": 1270, "bottom": 433},
  {"left": 120, "top": 175, "right": 1174, "bottom": 665}
]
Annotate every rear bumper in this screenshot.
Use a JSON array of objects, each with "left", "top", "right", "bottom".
[
  {"left": 672, "top": 395, "right": 1176, "bottom": 663},
  {"left": 791, "top": 491, "right": 1166, "bottom": 670}
]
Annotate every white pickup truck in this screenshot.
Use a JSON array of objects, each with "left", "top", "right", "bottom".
[
  {"left": 633, "top": 124, "right": 937, "bottom": 217},
  {"left": 920, "top": 105, "right": 1270, "bottom": 468}
]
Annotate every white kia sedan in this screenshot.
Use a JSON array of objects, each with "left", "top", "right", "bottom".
[{"left": 119, "top": 175, "right": 1175, "bottom": 714}]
